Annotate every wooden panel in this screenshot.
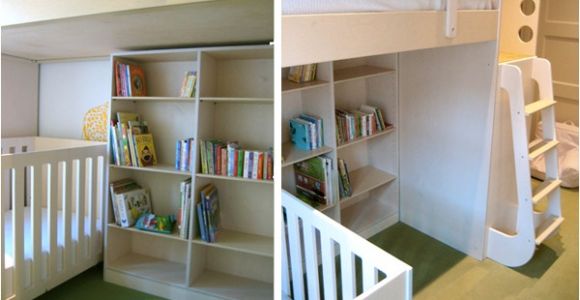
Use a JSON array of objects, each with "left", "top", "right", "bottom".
[{"left": 282, "top": 10, "right": 498, "bottom": 67}]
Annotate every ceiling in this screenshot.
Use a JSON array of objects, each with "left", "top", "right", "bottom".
[{"left": 1, "top": 0, "right": 273, "bottom": 61}]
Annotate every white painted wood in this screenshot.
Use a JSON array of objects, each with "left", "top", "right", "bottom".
[
  {"left": 195, "top": 173, "right": 273, "bottom": 184},
  {"left": 13, "top": 167, "right": 25, "bottom": 299},
  {"left": 528, "top": 139, "right": 559, "bottom": 160},
  {"left": 110, "top": 164, "right": 191, "bottom": 176},
  {"left": 282, "top": 10, "right": 498, "bottom": 67},
  {"left": 301, "top": 218, "right": 320, "bottom": 299},
  {"left": 499, "top": 0, "right": 540, "bottom": 56},
  {"left": 400, "top": 42, "right": 497, "bottom": 260},
  {"left": 339, "top": 166, "right": 396, "bottom": 207},
  {"left": 281, "top": 144, "right": 334, "bottom": 167},
  {"left": 446, "top": 0, "right": 458, "bottom": 38},
  {"left": 524, "top": 99, "right": 556, "bottom": 116},
  {"left": 281, "top": 191, "right": 413, "bottom": 300},
  {"left": 191, "top": 229, "right": 273, "bottom": 258},
  {"left": 281, "top": 216, "right": 291, "bottom": 298},
  {"left": 532, "top": 179, "right": 562, "bottom": 204},
  {"left": 32, "top": 165, "right": 43, "bottom": 287},
  {"left": 2, "top": 1, "right": 273, "bottom": 61}
]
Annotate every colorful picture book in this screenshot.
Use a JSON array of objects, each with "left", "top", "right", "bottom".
[
  {"left": 110, "top": 112, "right": 158, "bottom": 167},
  {"left": 289, "top": 113, "right": 324, "bottom": 151},
  {"left": 197, "top": 183, "right": 221, "bottom": 243},
  {"left": 335, "top": 105, "right": 391, "bottom": 145},
  {"left": 287, "top": 64, "right": 317, "bottom": 83},
  {"left": 109, "top": 178, "right": 152, "bottom": 228},
  {"left": 115, "top": 61, "right": 147, "bottom": 97},
  {"left": 180, "top": 71, "right": 197, "bottom": 97},
  {"left": 136, "top": 213, "right": 175, "bottom": 234},
  {"left": 175, "top": 138, "right": 195, "bottom": 171},
  {"left": 294, "top": 155, "right": 334, "bottom": 207},
  {"left": 337, "top": 158, "right": 353, "bottom": 198},
  {"left": 199, "top": 140, "right": 273, "bottom": 181}
]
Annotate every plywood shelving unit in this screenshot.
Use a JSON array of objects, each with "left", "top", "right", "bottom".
[
  {"left": 105, "top": 45, "right": 273, "bottom": 299},
  {"left": 281, "top": 54, "right": 399, "bottom": 237}
]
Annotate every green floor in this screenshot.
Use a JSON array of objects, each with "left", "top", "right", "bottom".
[{"left": 37, "top": 186, "right": 578, "bottom": 300}]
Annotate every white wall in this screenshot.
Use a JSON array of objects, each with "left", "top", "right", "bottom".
[
  {"left": 1, "top": 55, "right": 39, "bottom": 137},
  {"left": 38, "top": 58, "right": 110, "bottom": 139}
]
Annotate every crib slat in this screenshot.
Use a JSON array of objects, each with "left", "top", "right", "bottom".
[
  {"left": 49, "top": 162, "right": 58, "bottom": 276},
  {"left": 13, "top": 167, "right": 25, "bottom": 299},
  {"left": 320, "top": 233, "right": 337, "bottom": 300},
  {"left": 62, "top": 161, "right": 73, "bottom": 273},
  {"left": 77, "top": 159, "right": 87, "bottom": 260},
  {"left": 32, "top": 165, "right": 43, "bottom": 287},
  {"left": 340, "top": 244, "right": 356, "bottom": 299},
  {"left": 302, "top": 218, "right": 320, "bottom": 299},
  {"left": 89, "top": 157, "right": 98, "bottom": 259},
  {"left": 96, "top": 156, "right": 105, "bottom": 253},
  {"left": 281, "top": 212, "right": 291, "bottom": 297},
  {"left": 362, "top": 257, "right": 378, "bottom": 292},
  {"left": 286, "top": 211, "right": 305, "bottom": 300},
  {"left": 1, "top": 168, "right": 9, "bottom": 299}
]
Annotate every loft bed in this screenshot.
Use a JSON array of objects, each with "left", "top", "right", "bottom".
[
  {"left": 282, "top": 0, "right": 498, "bottom": 66},
  {"left": 281, "top": 1, "right": 501, "bottom": 298}
]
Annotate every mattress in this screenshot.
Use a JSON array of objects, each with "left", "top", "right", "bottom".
[
  {"left": 283, "top": 0, "right": 498, "bottom": 15},
  {"left": 3, "top": 208, "right": 102, "bottom": 269}
]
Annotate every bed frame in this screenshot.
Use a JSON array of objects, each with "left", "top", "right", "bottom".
[{"left": 1, "top": 137, "right": 107, "bottom": 300}]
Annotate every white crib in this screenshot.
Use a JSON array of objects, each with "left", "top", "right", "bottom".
[
  {"left": 282, "top": 191, "right": 412, "bottom": 299},
  {"left": 1, "top": 137, "right": 107, "bottom": 300}
]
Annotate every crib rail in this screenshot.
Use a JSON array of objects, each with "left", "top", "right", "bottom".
[
  {"left": 1, "top": 141, "right": 106, "bottom": 300},
  {"left": 282, "top": 191, "right": 412, "bottom": 300}
]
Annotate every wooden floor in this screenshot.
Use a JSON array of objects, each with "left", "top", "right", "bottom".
[{"left": 370, "top": 184, "right": 579, "bottom": 300}]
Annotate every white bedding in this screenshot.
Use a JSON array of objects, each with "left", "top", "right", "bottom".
[
  {"left": 4, "top": 208, "right": 101, "bottom": 268},
  {"left": 283, "top": 0, "right": 498, "bottom": 15}
]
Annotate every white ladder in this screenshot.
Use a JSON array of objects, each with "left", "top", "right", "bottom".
[{"left": 487, "top": 57, "right": 563, "bottom": 267}]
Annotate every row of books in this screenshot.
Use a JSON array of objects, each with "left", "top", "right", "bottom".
[
  {"left": 287, "top": 64, "right": 317, "bottom": 83},
  {"left": 294, "top": 155, "right": 335, "bottom": 208},
  {"left": 114, "top": 61, "right": 147, "bottom": 97},
  {"left": 179, "top": 71, "right": 197, "bottom": 97},
  {"left": 199, "top": 140, "right": 274, "bottom": 181},
  {"left": 177, "top": 178, "right": 193, "bottom": 239},
  {"left": 175, "top": 138, "right": 195, "bottom": 171},
  {"left": 197, "top": 183, "right": 221, "bottom": 242},
  {"left": 109, "top": 178, "right": 152, "bottom": 228},
  {"left": 337, "top": 158, "right": 353, "bottom": 198},
  {"left": 335, "top": 105, "right": 389, "bottom": 145},
  {"left": 289, "top": 114, "right": 324, "bottom": 151},
  {"left": 110, "top": 112, "right": 158, "bottom": 167}
]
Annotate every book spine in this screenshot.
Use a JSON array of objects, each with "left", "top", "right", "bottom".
[
  {"left": 237, "top": 150, "right": 244, "bottom": 177},
  {"left": 114, "top": 62, "right": 122, "bottom": 96},
  {"left": 120, "top": 124, "right": 131, "bottom": 166},
  {"left": 215, "top": 145, "right": 221, "bottom": 175},
  {"left": 220, "top": 148, "right": 227, "bottom": 176},
  {"left": 243, "top": 151, "right": 250, "bottom": 179},
  {"left": 199, "top": 140, "right": 206, "bottom": 174},
  {"left": 125, "top": 64, "right": 132, "bottom": 97},
  {"left": 206, "top": 141, "right": 213, "bottom": 174},
  {"left": 252, "top": 151, "right": 259, "bottom": 180},
  {"left": 179, "top": 181, "right": 185, "bottom": 238},
  {"left": 267, "top": 151, "right": 273, "bottom": 180},
  {"left": 176, "top": 140, "right": 182, "bottom": 170},
  {"left": 233, "top": 149, "right": 238, "bottom": 177},
  {"left": 196, "top": 203, "right": 206, "bottom": 241},
  {"left": 117, "top": 195, "right": 129, "bottom": 227},
  {"left": 257, "top": 152, "right": 264, "bottom": 180},
  {"left": 180, "top": 140, "right": 189, "bottom": 171}
]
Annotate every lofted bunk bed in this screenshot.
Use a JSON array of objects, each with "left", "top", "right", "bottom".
[{"left": 281, "top": 1, "right": 501, "bottom": 298}]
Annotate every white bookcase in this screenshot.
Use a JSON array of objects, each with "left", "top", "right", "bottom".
[
  {"left": 105, "top": 45, "right": 273, "bottom": 299},
  {"left": 282, "top": 53, "right": 399, "bottom": 239}
]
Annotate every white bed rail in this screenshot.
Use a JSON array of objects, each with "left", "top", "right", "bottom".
[
  {"left": 282, "top": 191, "right": 412, "bottom": 300},
  {"left": 1, "top": 137, "right": 106, "bottom": 300}
]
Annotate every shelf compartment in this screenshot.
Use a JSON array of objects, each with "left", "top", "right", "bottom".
[
  {"left": 282, "top": 79, "right": 329, "bottom": 93},
  {"left": 532, "top": 179, "right": 562, "bottom": 204},
  {"left": 107, "top": 253, "right": 186, "bottom": 287},
  {"left": 282, "top": 142, "right": 334, "bottom": 167},
  {"left": 534, "top": 216, "right": 564, "bottom": 245},
  {"left": 196, "top": 173, "right": 273, "bottom": 184},
  {"left": 199, "top": 97, "right": 273, "bottom": 103},
  {"left": 528, "top": 139, "right": 559, "bottom": 161},
  {"left": 341, "top": 197, "right": 398, "bottom": 239},
  {"left": 334, "top": 65, "right": 394, "bottom": 84},
  {"left": 192, "top": 230, "right": 272, "bottom": 257},
  {"left": 524, "top": 99, "right": 556, "bottom": 116},
  {"left": 112, "top": 96, "right": 196, "bottom": 102},
  {"left": 191, "top": 269, "right": 272, "bottom": 300},
  {"left": 337, "top": 126, "right": 395, "bottom": 150},
  {"left": 110, "top": 163, "right": 191, "bottom": 176},
  {"left": 340, "top": 166, "right": 396, "bottom": 206},
  {"left": 108, "top": 223, "right": 187, "bottom": 242}
]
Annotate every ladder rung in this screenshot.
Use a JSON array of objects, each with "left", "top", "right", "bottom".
[
  {"left": 535, "top": 216, "right": 564, "bottom": 245},
  {"left": 529, "top": 139, "right": 559, "bottom": 160},
  {"left": 532, "top": 179, "right": 562, "bottom": 204},
  {"left": 525, "top": 99, "right": 556, "bottom": 116}
]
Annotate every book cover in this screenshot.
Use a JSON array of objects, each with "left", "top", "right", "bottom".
[
  {"left": 180, "top": 139, "right": 190, "bottom": 171},
  {"left": 289, "top": 118, "right": 311, "bottom": 150},
  {"left": 287, "top": 65, "right": 303, "bottom": 83},
  {"left": 129, "top": 64, "right": 147, "bottom": 96},
  {"left": 134, "top": 133, "right": 158, "bottom": 167},
  {"left": 294, "top": 156, "right": 328, "bottom": 204},
  {"left": 237, "top": 150, "right": 245, "bottom": 177},
  {"left": 117, "top": 188, "right": 151, "bottom": 228}
]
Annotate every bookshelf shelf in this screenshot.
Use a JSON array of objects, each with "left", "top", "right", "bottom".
[
  {"left": 337, "top": 126, "right": 395, "bottom": 150},
  {"left": 341, "top": 198, "right": 399, "bottom": 239},
  {"left": 196, "top": 173, "right": 273, "bottom": 184},
  {"left": 282, "top": 79, "right": 329, "bottom": 93},
  {"left": 108, "top": 253, "right": 186, "bottom": 287},
  {"left": 199, "top": 97, "right": 273, "bottom": 103},
  {"left": 108, "top": 223, "right": 187, "bottom": 242},
  {"left": 191, "top": 230, "right": 273, "bottom": 257},
  {"left": 340, "top": 166, "right": 396, "bottom": 206},
  {"left": 282, "top": 143, "right": 334, "bottom": 167},
  {"left": 112, "top": 96, "right": 196, "bottom": 102},
  {"left": 191, "top": 270, "right": 272, "bottom": 300},
  {"left": 334, "top": 65, "right": 394, "bottom": 84},
  {"left": 110, "top": 164, "right": 191, "bottom": 176}
]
